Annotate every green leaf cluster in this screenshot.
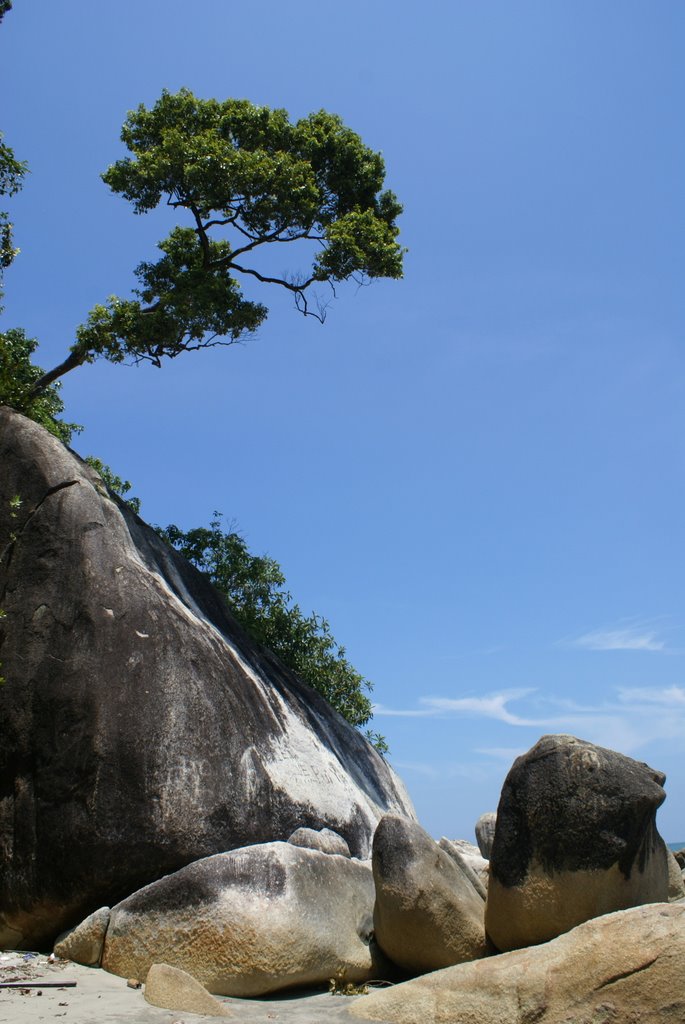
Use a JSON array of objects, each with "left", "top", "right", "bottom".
[
  {"left": 0, "top": 132, "right": 27, "bottom": 291},
  {"left": 0, "top": 328, "right": 81, "bottom": 443},
  {"left": 65, "top": 89, "right": 404, "bottom": 373},
  {"left": 157, "top": 515, "right": 387, "bottom": 752}
]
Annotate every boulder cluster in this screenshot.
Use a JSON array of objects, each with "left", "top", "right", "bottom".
[
  {"left": 51, "top": 733, "right": 685, "bottom": 1021},
  {"left": 2, "top": 409, "right": 684, "bottom": 1020}
]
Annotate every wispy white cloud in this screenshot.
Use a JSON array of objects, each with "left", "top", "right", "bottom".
[
  {"left": 616, "top": 685, "right": 685, "bottom": 706},
  {"left": 378, "top": 685, "right": 685, "bottom": 758},
  {"left": 572, "top": 627, "right": 665, "bottom": 652},
  {"left": 373, "top": 689, "right": 535, "bottom": 723},
  {"left": 561, "top": 618, "right": 675, "bottom": 652},
  {"left": 423, "top": 690, "right": 537, "bottom": 725},
  {"left": 372, "top": 704, "right": 439, "bottom": 718}
]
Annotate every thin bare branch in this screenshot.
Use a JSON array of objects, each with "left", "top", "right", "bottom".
[{"left": 230, "top": 262, "right": 316, "bottom": 294}]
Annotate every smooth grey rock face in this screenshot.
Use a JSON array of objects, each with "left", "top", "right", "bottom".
[
  {"left": 0, "top": 408, "right": 416, "bottom": 949},
  {"left": 372, "top": 815, "right": 488, "bottom": 974},
  {"left": 102, "top": 842, "right": 381, "bottom": 997},
  {"left": 287, "top": 826, "right": 351, "bottom": 857},
  {"left": 485, "top": 734, "right": 670, "bottom": 951},
  {"left": 474, "top": 811, "right": 497, "bottom": 859}
]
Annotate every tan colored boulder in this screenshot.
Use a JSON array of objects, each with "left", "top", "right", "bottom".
[
  {"left": 288, "top": 826, "right": 351, "bottom": 857},
  {"left": 144, "top": 962, "right": 232, "bottom": 1016},
  {"left": 372, "top": 816, "right": 487, "bottom": 974},
  {"left": 485, "top": 734, "right": 669, "bottom": 951},
  {"left": 102, "top": 841, "right": 381, "bottom": 996},
  {"left": 667, "top": 848, "right": 685, "bottom": 900},
  {"left": 54, "top": 906, "right": 110, "bottom": 966},
  {"left": 349, "top": 902, "right": 685, "bottom": 1024}
]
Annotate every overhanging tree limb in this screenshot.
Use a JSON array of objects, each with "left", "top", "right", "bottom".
[{"left": 22, "top": 88, "right": 405, "bottom": 399}]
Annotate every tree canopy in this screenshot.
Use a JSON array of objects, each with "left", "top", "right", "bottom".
[
  {"left": 30, "top": 88, "right": 404, "bottom": 396},
  {"left": 157, "top": 516, "right": 387, "bottom": 752},
  {"left": 0, "top": 328, "right": 79, "bottom": 443}
]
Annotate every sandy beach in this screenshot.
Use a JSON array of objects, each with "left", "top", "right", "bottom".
[{"left": 0, "top": 951, "right": 379, "bottom": 1024}]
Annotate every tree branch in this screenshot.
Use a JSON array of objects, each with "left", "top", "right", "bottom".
[
  {"left": 189, "top": 202, "right": 211, "bottom": 265},
  {"left": 228, "top": 263, "right": 324, "bottom": 322},
  {"left": 27, "top": 348, "right": 87, "bottom": 398},
  {"left": 229, "top": 262, "right": 315, "bottom": 294}
]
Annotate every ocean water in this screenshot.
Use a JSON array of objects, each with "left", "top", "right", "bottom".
[{"left": 667, "top": 841, "right": 684, "bottom": 851}]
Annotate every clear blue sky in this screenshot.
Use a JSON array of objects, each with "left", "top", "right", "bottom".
[{"left": 3, "top": 1, "right": 685, "bottom": 841}]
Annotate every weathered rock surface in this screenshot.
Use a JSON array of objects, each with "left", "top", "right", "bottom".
[
  {"left": 54, "top": 906, "right": 111, "bottom": 966},
  {"left": 438, "top": 838, "right": 488, "bottom": 898},
  {"left": 372, "top": 816, "right": 487, "bottom": 974},
  {"left": 485, "top": 734, "right": 669, "bottom": 951},
  {"left": 667, "top": 848, "right": 685, "bottom": 900},
  {"left": 101, "top": 841, "right": 381, "bottom": 997},
  {"left": 0, "top": 407, "right": 415, "bottom": 950},
  {"left": 474, "top": 811, "right": 497, "bottom": 859},
  {"left": 144, "top": 963, "right": 232, "bottom": 1016},
  {"left": 349, "top": 902, "right": 685, "bottom": 1024},
  {"left": 288, "top": 826, "right": 351, "bottom": 857}
]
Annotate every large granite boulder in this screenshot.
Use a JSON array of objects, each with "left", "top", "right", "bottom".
[
  {"left": 101, "top": 841, "right": 381, "bottom": 996},
  {"left": 350, "top": 902, "right": 685, "bottom": 1024},
  {"left": 474, "top": 811, "right": 497, "bottom": 859},
  {"left": 54, "top": 906, "right": 111, "bottom": 966},
  {"left": 372, "top": 816, "right": 487, "bottom": 974},
  {"left": 485, "top": 734, "right": 669, "bottom": 951},
  {"left": 0, "top": 408, "right": 415, "bottom": 949},
  {"left": 288, "top": 826, "right": 351, "bottom": 857}
]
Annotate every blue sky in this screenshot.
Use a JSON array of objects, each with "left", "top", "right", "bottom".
[{"left": 3, "top": 1, "right": 685, "bottom": 841}]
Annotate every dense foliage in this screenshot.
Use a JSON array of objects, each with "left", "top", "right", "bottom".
[
  {"left": 157, "top": 516, "right": 388, "bottom": 753},
  {"left": 0, "top": 328, "right": 80, "bottom": 443},
  {"left": 30, "top": 88, "right": 404, "bottom": 396}
]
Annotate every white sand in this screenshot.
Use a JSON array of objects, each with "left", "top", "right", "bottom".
[{"left": 0, "top": 951, "right": 381, "bottom": 1024}]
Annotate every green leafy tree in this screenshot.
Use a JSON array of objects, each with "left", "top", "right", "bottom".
[
  {"left": 0, "top": 133, "right": 25, "bottom": 287},
  {"left": 0, "top": 4, "right": 25, "bottom": 294},
  {"left": 29, "top": 88, "right": 404, "bottom": 397},
  {"left": 157, "top": 515, "right": 387, "bottom": 753},
  {"left": 0, "top": 328, "right": 80, "bottom": 443}
]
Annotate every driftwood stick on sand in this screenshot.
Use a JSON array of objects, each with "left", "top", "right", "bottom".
[{"left": 0, "top": 981, "right": 78, "bottom": 988}]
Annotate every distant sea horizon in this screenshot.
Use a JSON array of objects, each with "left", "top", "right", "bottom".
[{"left": 667, "top": 841, "right": 684, "bottom": 851}]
